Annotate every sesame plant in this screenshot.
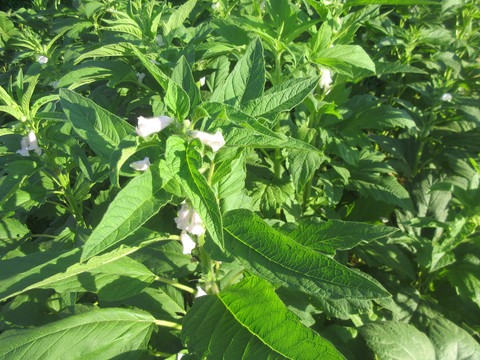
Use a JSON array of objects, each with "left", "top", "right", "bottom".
[{"left": 0, "top": 0, "right": 479, "bottom": 359}]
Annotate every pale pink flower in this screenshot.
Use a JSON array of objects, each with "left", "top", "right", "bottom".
[
  {"left": 17, "top": 131, "right": 41, "bottom": 156},
  {"left": 190, "top": 130, "right": 225, "bottom": 152},
  {"left": 175, "top": 203, "right": 205, "bottom": 235},
  {"left": 180, "top": 231, "right": 196, "bottom": 255},
  {"left": 136, "top": 116, "right": 173, "bottom": 137},
  {"left": 129, "top": 157, "right": 151, "bottom": 171}
]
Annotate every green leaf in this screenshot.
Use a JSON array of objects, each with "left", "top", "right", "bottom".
[
  {"left": 59, "top": 89, "right": 135, "bottom": 161},
  {"left": 314, "top": 45, "right": 375, "bottom": 77},
  {"left": 429, "top": 317, "right": 480, "bottom": 360},
  {"left": 375, "top": 61, "right": 428, "bottom": 75},
  {"left": 211, "top": 38, "right": 265, "bottom": 106},
  {"left": 74, "top": 42, "right": 133, "bottom": 64},
  {"left": 360, "top": 321, "right": 436, "bottom": 360},
  {"left": 287, "top": 149, "right": 327, "bottom": 191},
  {"left": 345, "top": 0, "right": 439, "bottom": 7},
  {"left": 346, "top": 106, "right": 417, "bottom": 131},
  {"left": 182, "top": 276, "right": 345, "bottom": 360},
  {"left": 242, "top": 77, "right": 320, "bottom": 118},
  {"left": 0, "top": 231, "right": 165, "bottom": 302},
  {"left": 164, "top": 0, "right": 197, "bottom": 38},
  {"left": 165, "top": 79, "right": 190, "bottom": 121},
  {"left": 165, "top": 136, "right": 224, "bottom": 250},
  {"left": 223, "top": 209, "right": 390, "bottom": 300},
  {"left": 0, "top": 308, "right": 155, "bottom": 359},
  {"left": 82, "top": 167, "right": 172, "bottom": 261},
  {"left": 349, "top": 174, "right": 414, "bottom": 211},
  {"left": 285, "top": 218, "right": 398, "bottom": 255},
  {"left": 172, "top": 56, "right": 201, "bottom": 109},
  {"left": 130, "top": 45, "right": 169, "bottom": 89}
]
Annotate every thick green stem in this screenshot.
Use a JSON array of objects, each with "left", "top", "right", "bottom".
[
  {"left": 154, "top": 276, "right": 195, "bottom": 294},
  {"left": 153, "top": 319, "right": 182, "bottom": 330}
]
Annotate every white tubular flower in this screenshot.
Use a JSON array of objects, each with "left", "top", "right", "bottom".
[
  {"left": 17, "top": 131, "right": 41, "bottom": 156},
  {"left": 440, "top": 93, "right": 453, "bottom": 102},
  {"left": 136, "top": 115, "right": 174, "bottom": 137},
  {"left": 175, "top": 203, "right": 205, "bottom": 236},
  {"left": 129, "top": 157, "right": 151, "bottom": 171},
  {"left": 155, "top": 34, "right": 165, "bottom": 47},
  {"left": 260, "top": 0, "right": 265, "bottom": 11},
  {"left": 195, "top": 286, "right": 207, "bottom": 298},
  {"left": 211, "top": 2, "right": 220, "bottom": 10},
  {"left": 320, "top": 68, "right": 332, "bottom": 90},
  {"left": 200, "top": 77, "right": 206, "bottom": 86},
  {"left": 177, "top": 354, "right": 185, "bottom": 360},
  {"left": 136, "top": 72, "right": 145, "bottom": 83},
  {"left": 37, "top": 56, "right": 48, "bottom": 64},
  {"left": 180, "top": 231, "right": 196, "bottom": 255},
  {"left": 190, "top": 130, "right": 225, "bottom": 152}
]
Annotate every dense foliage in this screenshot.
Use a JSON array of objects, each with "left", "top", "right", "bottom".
[{"left": 0, "top": 0, "right": 479, "bottom": 359}]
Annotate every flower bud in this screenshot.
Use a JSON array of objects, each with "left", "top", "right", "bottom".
[
  {"left": 190, "top": 130, "right": 225, "bottom": 152},
  {"left": 129, "top": 157, "right": 151, "bottom": 171}
]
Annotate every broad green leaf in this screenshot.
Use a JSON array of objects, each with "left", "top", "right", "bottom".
[
  {"left": 349, "top": 174, "right": 414, "bottom": 212},
  {"left": 164, "top": 0, "right": 197, "bottom": 38},
  {"left": 0, "top": 218, "right": 30, "bottom": 257},
  {"left": 59, "top": 89, "right": 135, "bottom": 161},
  {"left": 314, "top": 45, "right": 375, "bottom": 77},
  {"left": 223, "top": 209, "right": 390, "bottom": 300},
  {"left": 172, "top": 56, "right": 201, "bottom": 109},
  {"left": 0, "top": 308, "right": 155, "bottom": 359},
  {"left": 360, "top": 321, "right": 435, "bottom": 360},
  {"left": 375, "top": 61, "right": 428, "bottom": 75},
  {"left": 286, "top": 218, "right": 398, "bottom": 255},
  {"left": 0, "top": 160, "right": 37, "bottom": 208},
  {"left": 429, "top": 317, "right": 480, "bottom": 360},
  {"left": 182, "top": 276, "right": 345, "bottom": 360},
  {"left": 242, "top": 77, "right": 320, "bottom": 118},
  {"left": 165, "top": 136, "right": 224, "bottom": 250},
  {"left": 211, "top": 38, "right": 265, "bottom": 106},
  {"left": 287, "top": 149, "right": 327, "bottom": 191},
  {"left": 0, "top": 231, "right": 166, "bottom": 302},
  {"left": 346, "top": 106, "right": 417, "bottom": 131},
  {"left": 82, "top": 167, "right": 172, "bottom": 260}
]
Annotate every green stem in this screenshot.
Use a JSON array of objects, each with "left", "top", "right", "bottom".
[{"left": 154, "top": 276, "right": 195, "bottom": 294}]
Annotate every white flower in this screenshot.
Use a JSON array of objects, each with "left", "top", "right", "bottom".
[
  {"left": 37, "top": 56, "right": 48, "bottom": 64},
  {"left": 136, "top": 115, "right": 174, "bottom": 137},
  {"left": 195, "top": 286, "right": 207, "bottom": 298},
  {"left": 130, "top": 157, "right": 151, "bottom": 171},
  {"left": 211, "top": 2, "right": 220, "bottom": 10},
  {"left": 379, "top": 217, "right": 389, "bottom": 224},
  {"left": 16, "top": 131, "right": 42, "bottom": 156},
  {"left": 177, "top": 354, "right": 185, "bottom": 360},
  {"left": 200, "top": 77, "right": 206, "bottom": 86},
  {"left": 190, "top": 130, "right": 225, "bottom": 152},
  {"left": 136, "top": 72, "right": 145, "bottom": 83},
  {"left": 440, "top": 93, "right": 453, "bottom": 102},
  {"left": 150, "top": 59, "right": 160, "bottom": 65},
  {"left": 175, "top": 203, "right": 205, "bottom": 235},
  {"left": 52, "top": 80, "right": 59, "bottom": 89},
  {"left": 155, "top": 34, "right": 165, "bottom": 47},
  {"left": 180, "top": 231, "right": 196, "bottom": 254},
  {"left": 260, "top": 0, "right": 265, "bottom": 10},
  {"left": 320, "top": 68, "right": 332, "bottom": 90}
]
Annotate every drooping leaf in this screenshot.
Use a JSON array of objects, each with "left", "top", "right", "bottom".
[
  {"left": 0, "top": 308, "right": 155, "bottom": 359},
  {"left": 165, "top": 136, "right": 224, "bottom": 250},
  {"left": 82, "top": 167, "right": 172, "bottom": 260},
  {"left": 59, "top": 89, "right": 135, "bottom": 161},
  {"left": 360, "top": 321, "right": 436, "bottom": 360},
  {"left": 182, "top": 276, "right": 345, "bottom": 360},
  {"left": 223, "top": 209, "right": 390, "bottom": 300}
]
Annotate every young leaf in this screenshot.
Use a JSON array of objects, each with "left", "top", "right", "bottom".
[
  {"left": 211, "top": 38, "right": 265, "bottom": 106},
  {"left": 59, "top": 89, "right": 135, "bottom": 162},
  {"left": 81, "top": 167, "right": 172, "bottom": 261},
  {"left": 164, "top": 0, "right": 197, "bottom": 39},
  {"left": 182, "top": 276, "right": 345, "bottom": 360},
  {"left": 0, "top": 308, "right": 155, "bottom": 359},
  {"left": 287, "top": 149, "right": 327, "bottom": 191},
  {"left": 165, "top": 136, "right": 224, "bottom": 250},
  {"left": 360, "top": 321, "right": 436, "bottom": 360},
  {"left": 165, "top": 80, "right": 190, "bottom": 121},
  {"left": 172, "top": 56, "right": 201, "bottom": 109},
  {"left": 223, "top": 209, "right": 390, "bottom": 300}
]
